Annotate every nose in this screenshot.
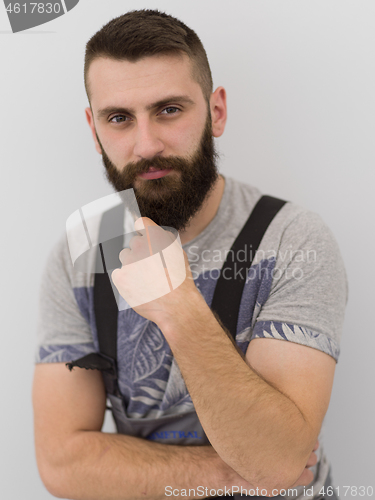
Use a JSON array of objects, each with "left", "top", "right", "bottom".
[{"left": 132, "top": 118, "right": 165, "bottom": 159}]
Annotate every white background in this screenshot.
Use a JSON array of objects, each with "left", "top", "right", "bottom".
[{"left": 1, "top": 1, "right": 374, "bottom": 498}]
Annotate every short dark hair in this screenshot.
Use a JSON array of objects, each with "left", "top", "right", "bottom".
[{"left": 84, "top": 9, "right": 213, "bottom": 103}]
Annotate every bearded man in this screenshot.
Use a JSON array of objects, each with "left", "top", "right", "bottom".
[{"left": 33, "top": 10, "right": 347, "bottom": 500}]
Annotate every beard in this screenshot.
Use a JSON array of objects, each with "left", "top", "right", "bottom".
[{"left": 98, "top": 114, "right": 220, "bottom": 232}]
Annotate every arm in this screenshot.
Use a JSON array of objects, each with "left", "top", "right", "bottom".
[
  {"left": 32, "top": 362, "right": 258, "bottom": 500},
  {"left": 111, "top": 217, "right": 340, "bottom": 494},
  {"left": 32, "top": 233, "right": 235, "bottom": 498},
  {"left": 33, "top": 232, "right": 322, "bottom": 499},
  {"left": 157, "top": 293, "right": 335, "bottom": 493}
]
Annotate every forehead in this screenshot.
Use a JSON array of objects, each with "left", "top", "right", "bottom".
[{"left": 87, "top": 54, "right": 204, "bottom": 110}]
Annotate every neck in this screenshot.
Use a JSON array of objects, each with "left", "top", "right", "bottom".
[{"left": 178, "top": 174, "right": 225, "bottom": 246}]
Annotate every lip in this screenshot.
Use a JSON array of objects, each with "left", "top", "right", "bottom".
[{"left": 138, "top": 168, "right": 173, "bottom": 180}]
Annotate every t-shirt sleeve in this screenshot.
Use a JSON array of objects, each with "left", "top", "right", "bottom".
[
  {"left": 251, "top": 208, "right": 348, "bottom": 362},
  {"left": 35, "top": 233, "right": 96, "bottom": 364}
]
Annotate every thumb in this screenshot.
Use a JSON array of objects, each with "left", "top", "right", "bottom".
[{"left": 134, "top": 216, "right": 158, "bottom": 231}]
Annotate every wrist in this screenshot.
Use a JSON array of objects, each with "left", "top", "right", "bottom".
[
  {"left": 192, "top": 447, "right": 234, "bottom": 492},
  {"left": 157, "top": 287, "right": 211, "bottom": 337}
]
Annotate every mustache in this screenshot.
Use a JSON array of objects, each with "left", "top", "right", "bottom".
[{"left": 125, "top": 155, "right": 190, "bottom": 176}]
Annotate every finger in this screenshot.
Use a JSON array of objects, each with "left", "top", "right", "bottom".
[
  {"left": 306, "top": 451, "right": 318, "bottom": 468},
  {"left": 134, "top": 216, "right": 158, "bottom": 231},
  {"left": 111, "top": 268, "right": 120, "bottom": 285},
  {"left": 291, "top": 468, "right": 314, "bottom": 488},
  {"left": 313, "top": 440, "right": 319, "bottom": 452},
  {"left": 119, "top": 247, "right": 131, "bottom": 264},
  {"left": 128, "top": 235, "right": 145, "bottom": 252},
  {"left": 144, "top": 225, "right": 153, "bottom": 256}
]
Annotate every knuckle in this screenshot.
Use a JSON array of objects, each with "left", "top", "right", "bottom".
[
  {"left": 129, "top": 236, "right": 143, "bottom": 251},
  {"left": 119, "top": 248, "right": 130, "bottom": 262}
]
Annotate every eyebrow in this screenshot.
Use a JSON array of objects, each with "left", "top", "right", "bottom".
[{"left": 97, "top": 95, "right": 195, "bottom": 119}]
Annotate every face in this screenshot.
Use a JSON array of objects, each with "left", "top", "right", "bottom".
[{"left": 85, "top": 54, "right": 226, "bottom": 231}]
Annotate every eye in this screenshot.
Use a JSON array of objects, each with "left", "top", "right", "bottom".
[
  {"left": 159, "top": 106, "right": 180, "bottom": 116},
  {"left": 109, "top": 115, "right": 130, "bottom": 123}
]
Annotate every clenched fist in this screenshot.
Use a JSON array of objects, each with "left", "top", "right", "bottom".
[{"left": 111, "top": 217, "right": 198, "bottom": 324}]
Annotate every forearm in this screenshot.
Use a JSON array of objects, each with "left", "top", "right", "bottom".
[
  {"left": 159, "top": 294, "right": 316, "bottom": 490},
  {"left": 46, "top": 430, "right": 235, "bottom": 500}
]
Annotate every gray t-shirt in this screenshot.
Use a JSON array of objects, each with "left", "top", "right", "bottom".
[{"left": 35, "top": 175, "right": 348, "bottom": 499}]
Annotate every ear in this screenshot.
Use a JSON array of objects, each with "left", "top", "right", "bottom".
[
  {"left": 85, "top": 107, "right": 102, "bottom": 155},
  {"left": 210, "top": 87, "right": 227, "bottom": 138}
]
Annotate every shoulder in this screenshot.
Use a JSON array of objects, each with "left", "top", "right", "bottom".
[
  {"left": 250, "top": 201, "right": 348, "bottom": 360},
  {"left": 254, "top": 199, "right": 345, "bottom": 268},
  {"left": 41, "top": 233, "right": 74, "bottom": 288}
]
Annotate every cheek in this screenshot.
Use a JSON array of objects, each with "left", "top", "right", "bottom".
[
  {"left": 99, "top": 129, "right": 133, "bottom": 163},
  {"left": 163, "top": 120, "right": 203, "bottom": 156}
]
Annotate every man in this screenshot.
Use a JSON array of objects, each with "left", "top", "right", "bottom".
[{"left": 33, "top": 9, "right": 347, "bottom": 500}]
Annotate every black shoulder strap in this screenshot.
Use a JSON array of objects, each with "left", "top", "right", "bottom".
[
  {"left": 210, "top": 195, "right": 286, "bottom": 338},
  {"left": 66, "top": 203, "right": 124, "bottom": 387},
  {"left": 67, "top": 195, "right": 286, "bottom": 387},
  {"left": 93, "top": 202, "right": 125, "bottom": 361}
]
